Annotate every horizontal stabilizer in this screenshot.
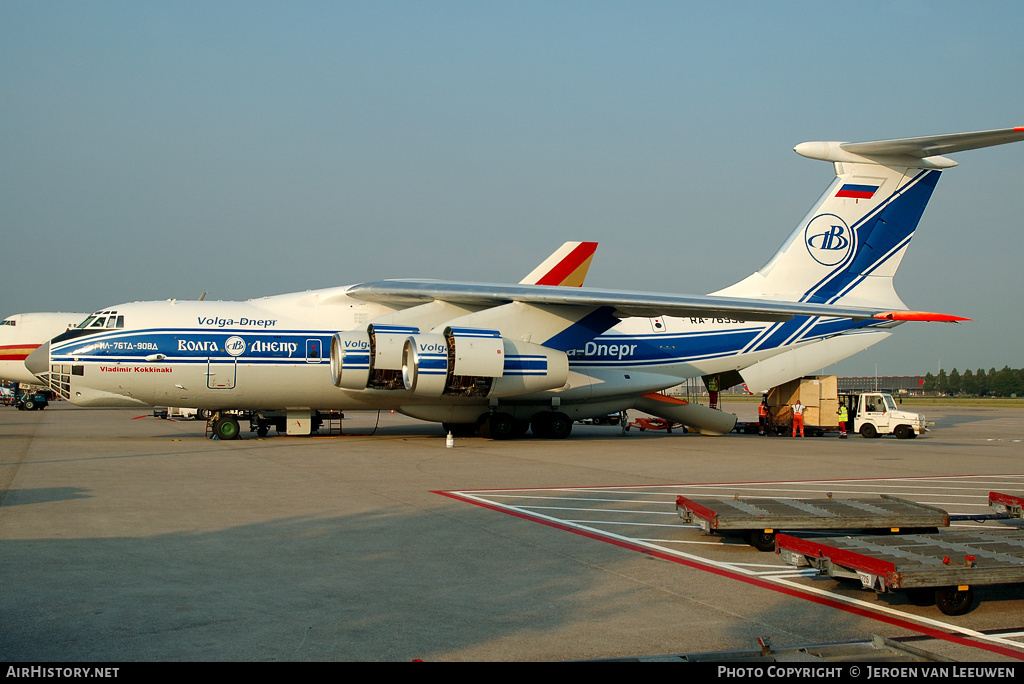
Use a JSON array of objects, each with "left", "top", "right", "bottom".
[{"left": 795, "top": 126, "right": 1024, "bottom": 167}]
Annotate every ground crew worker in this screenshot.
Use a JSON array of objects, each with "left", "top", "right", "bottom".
[
  {"left": 758, "top": 400, "right": 769, "bottom": 435},
  {"left": 837, "top": 403, "right": 849, "bottom": 439},
  {"left": 791, "top": 401, "right": 805, "bottom": 437}
]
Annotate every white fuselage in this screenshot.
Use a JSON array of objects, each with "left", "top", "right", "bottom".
[{"left": 41, "top": 285, "right": 891, "bottom": 422}]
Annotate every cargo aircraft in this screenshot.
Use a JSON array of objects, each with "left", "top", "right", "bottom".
[
  {"left": 1, "top": 312, "right": 89, "bottom": 385},
  {"left": 26, "top": 127, "right": 1024, "bottom": 439}
]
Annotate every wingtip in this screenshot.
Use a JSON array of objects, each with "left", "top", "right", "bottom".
[{"left": 874, "top": 311, "right": 972, "bottom": 323}]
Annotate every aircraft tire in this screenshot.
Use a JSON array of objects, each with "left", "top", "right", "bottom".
[
  {"left": 213, "top": 416, "right": 241, "bottom": 441},
  {"left": 480, "top": 412, "right": 515, "bottom": 440},
  {"left": 532, "top": 412, "right": 572, "bottom": 439}
]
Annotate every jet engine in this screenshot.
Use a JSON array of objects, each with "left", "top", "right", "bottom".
[
  {"left": 331, "top": 324, "right": 419, "bottom": 391},
  {"left": 402, "top": 326, "right": 568, "bottom": 398},
  {"left": 332, "top": 324, "right": 568, "bottom": 398}
]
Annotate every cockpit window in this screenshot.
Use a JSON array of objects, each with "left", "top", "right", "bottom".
[
  {"left": 76, "top": 312, "right": 123, "bottom": 330},
  {"left": 1, "top": 320, "right": 15, "bottom": 326}
]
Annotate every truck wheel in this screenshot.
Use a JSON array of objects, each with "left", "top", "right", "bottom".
[
  {"left": 859, "top": 424, "right": 877, "bottom": 439},
  {"left": 935, "top": 586, "right": 974, "bottom": 616},
  {"left": 746, "top": 531, "right": 776, "bottom": 552},
  {"left": 212, "top": 416, "right": 240, "bottom": 440},
  {"left": 894, "top": 425, "right": 911, "bottom": 440}
]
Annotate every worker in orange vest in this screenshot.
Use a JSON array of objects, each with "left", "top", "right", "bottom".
[
  {"left": 791, "top": 401, "right": 806, "bottom": 437},
  {"left": 758, "top": 400, "right": 769, "bottom": 435}
]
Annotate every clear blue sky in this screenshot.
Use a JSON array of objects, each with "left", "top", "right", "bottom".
[{"left": 2, "top": 1, "right": 1022, "bottom": 376}]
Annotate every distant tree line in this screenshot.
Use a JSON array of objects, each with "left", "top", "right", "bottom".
[{"left": 922, "top": 366, "right": 1024, "bottom": 397}]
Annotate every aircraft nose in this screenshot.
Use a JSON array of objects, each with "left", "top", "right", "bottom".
[{"left": 25, "top": 341, "right": 50, "bottom": 378}]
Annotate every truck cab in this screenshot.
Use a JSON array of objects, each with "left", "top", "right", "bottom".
[{"left": 843, "top": 392, "right": 924, "bottom": 439}]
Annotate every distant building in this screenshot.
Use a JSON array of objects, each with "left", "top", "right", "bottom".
[{"left": 837, "top": 376, "right": 926, "bottom": 394}]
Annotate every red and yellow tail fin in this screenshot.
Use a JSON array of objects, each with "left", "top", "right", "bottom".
[{"left": 519, "top": 241, "right": 598, "bottom": 287}]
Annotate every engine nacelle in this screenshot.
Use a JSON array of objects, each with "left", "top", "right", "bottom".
[
  {"left": 331, "top": 330, "right": 371, "bottom": 390},
  {"left": 331, "top": 324, "right": 420, "bottom": 391},
  {"left": 401, "top": 327, "right": 568, "bottom": 398}
]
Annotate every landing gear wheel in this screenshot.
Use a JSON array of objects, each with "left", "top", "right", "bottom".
[
  {"left": 531, "top": 412, "right": 572, "bottom": 439},
  {"left": 859, "top": 423, "right": 878, "bottom": 439},
  {"left": 906, "top": 589, "right": 936, "bottom": 606},
  {"left": 198, "top": 409, "right": 212, "bottom": 421},
  {"left": 212, "top": 416, "right": 240, "bottom": 440},
  {"left": 935, "top": 586, "right": 974, "bottom": 616},
  {"left": 746, "top": 531, "right": 777, "bottom": 552},
  {"left": 894, "top": 425, "right": 911, "bottom": 440},
  {"left": 479, "top": 412, "right": 516, "bottom": 440},
  {"left": 546, "top": 412, "right": 572, "bottom": 439}
]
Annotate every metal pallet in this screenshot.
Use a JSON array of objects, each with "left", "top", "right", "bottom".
[{"left": 676, "top": 494, "right": 949, "bottom": 551}]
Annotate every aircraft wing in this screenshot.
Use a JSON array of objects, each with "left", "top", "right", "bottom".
[
  {"left": 344, "top": 279, "right": 921, "bottom": 322},
  {"left": 839, "top": 126, "right": 1024, "bottom": 158}
]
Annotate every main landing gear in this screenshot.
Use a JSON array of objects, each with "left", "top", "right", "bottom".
[{"left": 470, "top": 411, "right": 573, "bottom": 440}]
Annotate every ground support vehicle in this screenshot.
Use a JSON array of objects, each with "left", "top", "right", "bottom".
[
  {"left": 841, "top": 391, "right": 926, "bottom": 439},
  {"left": 152, "top": 407, "right": 201, "bottom": 420},
  {"left": 625, "top": 416, "right": 686, "bottom": 433},
  {"left": 775, "top": 492, "right": 1024, "bottom": 615},
  {"left": 15, "top": 392, "right": 49, "bottom": 411},
  {"left": 676, "top": 494, "right": 949, "bottom": 551},
  {"left": 204, "top": 409, "right": 345, "bottom": 439}
]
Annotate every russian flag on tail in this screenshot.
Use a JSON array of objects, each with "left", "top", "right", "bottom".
[{"left": 835, "top": 183, "right": 880, "bottom": 200}]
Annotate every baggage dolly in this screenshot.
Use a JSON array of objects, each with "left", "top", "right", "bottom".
[
  {"left": 676, "top": 494, "right": 949, "bottom": 551},
  {"left": 775, "top": 492, "right": 1024, "bottom": 615}
]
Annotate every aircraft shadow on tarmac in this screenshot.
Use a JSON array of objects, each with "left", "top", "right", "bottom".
[{"left": 0, "top": 487, "right": 91, "bottom": 506}]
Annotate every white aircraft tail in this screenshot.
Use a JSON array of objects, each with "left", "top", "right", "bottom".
[{"left": 714, "top": 127, "right": 1024, "bottom": 309}]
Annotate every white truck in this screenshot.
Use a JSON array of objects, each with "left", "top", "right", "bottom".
[{"left": 845, "top": 391, "right": 925, "bottom": 440}]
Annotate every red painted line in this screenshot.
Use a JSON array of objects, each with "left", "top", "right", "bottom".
[
  {"left": 436, "top": 488, "right": 1024, "bottom": 660},
  {"left": 434, "top": 472, "right": 1024, "bottom": 494}
]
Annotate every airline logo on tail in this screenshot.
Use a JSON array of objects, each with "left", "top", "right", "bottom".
[{"left": 804, "top": 214, "right": 854, "bottom": 266}]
